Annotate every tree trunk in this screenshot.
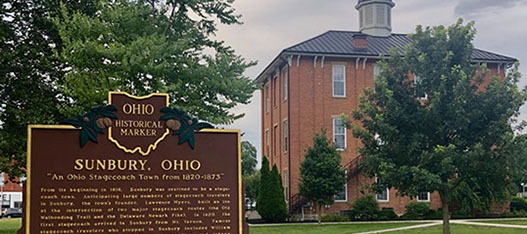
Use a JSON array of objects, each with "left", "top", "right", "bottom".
[
  {"left": 439, "top": 191, "right": 451, "bottom": 234},
  {"left": 318, "top": 204, "right": 322, "bottom": 224}
]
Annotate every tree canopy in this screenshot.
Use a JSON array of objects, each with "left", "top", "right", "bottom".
[
  {"left": 0, "top": 0, "right": 256, "bottom": 178},
  {"left": 352, "top": 20, "right": 527, "bottom": 234},
  {"left": 241, "top": 141, "right": 257, "bottom": 175}
]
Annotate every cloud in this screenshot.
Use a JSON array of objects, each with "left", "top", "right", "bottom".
[{"left": 454, "top": 0, "right": 523, "bottom": 17}]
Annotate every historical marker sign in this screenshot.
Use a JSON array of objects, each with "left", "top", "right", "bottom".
[{"left": 22, "top": 92, "right": 245, "bottom": 233}]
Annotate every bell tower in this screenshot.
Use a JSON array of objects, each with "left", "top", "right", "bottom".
[{"left": 356, "top": 0, "right": 395, "bottom": 37}]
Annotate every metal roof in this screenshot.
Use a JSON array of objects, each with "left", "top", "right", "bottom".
[
  {"left": 284, "top": 31, "right": 517, "bottom": 62},
  {"left": 257, "top": 30, "right": 517, "bottom": 83}
]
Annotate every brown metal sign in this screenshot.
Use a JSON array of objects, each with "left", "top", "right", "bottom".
[{"left": 20, "top": 92, "right": 246, "bottom": 234}]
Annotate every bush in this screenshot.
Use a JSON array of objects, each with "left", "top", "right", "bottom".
[
  {"left": 402, "top": 202, "right": 430, "bottom": 220},
  {"left": 510, "top": 197, "right": 527, "bottom": 212},
  {"left": 321, "top": 214, "right": 349, "bottom": 222},
  {"left": 424, "top": 209, "right": 443, "bottom": 220},
  {"left": 348, "top": 195, "right": 380, "bottom": 221},
  {"left": 256, "top": 158, "right": 288, "bottom": 223},
  {"left": 378, "top": 208, "right": 398, "bottom": 220},
  {"left": 501, "top": 210, "right": 527, "bottom": 218}
]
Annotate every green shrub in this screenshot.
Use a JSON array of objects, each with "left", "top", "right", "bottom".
[
  {"left": 402, "top": 202, "right": 430, "bottom": 220},
  {"left": 256, "top": 157, "right": 288, "bottom": 223},
  {"left": 501, "top": 210, "right": 527, "bottom": 218},
  {"left": 424, "top": 209, "right": 443, "bottom": 220},
  {"left": 320, "top": 214, "right": 349, "bottom": 222},
  {"left": 510, "top": 197, "right": 527, "bottom": 212},
  {"left": 348, "top": 195, "right": 380, "bottom": 221},
  {"left": 378, "top": 208, "right": 398, "bottom": 220}
]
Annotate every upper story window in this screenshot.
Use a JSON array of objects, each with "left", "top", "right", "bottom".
[
  {"left": 414, "top": 75, "right": 427, "bottom": 99},
  {"left": 273, "top": 77, "right": 278, "bottom": 107},
  {"left": 374, "top": 64, "right": 382, "bottom": 78},
  {"left": 332, "top": 64, "right": 346, "bottom": 97},
  {"left": 282, "top": 68, "right": 288, "bottom": 101},
  {"left": 265, "top": 85, "right": 269, "bottom": 113},
  {"left": 373, "top": 64, "right": 382, "bottom": 91},
  {"left": 333, "top": 117, "right": 346, "bottom": 150}
]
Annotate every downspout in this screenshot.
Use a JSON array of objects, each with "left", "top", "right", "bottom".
[{"left": 279, "top": 55, "right": 292, "bottom": 211}]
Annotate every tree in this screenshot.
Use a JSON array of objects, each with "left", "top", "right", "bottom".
[
  {"left": 241, "top": 141, "right": 257, "bottom": 175},
  {"left": 0, "top": 0, "right": 94, "bottom": 179},
  {"left": 0, "top": 0, "right": 256, "bottom": 179},
  {"left": 352, "top": 19, "right": 527, "bottom": 234},
  {"left": 55, "top": 0, "right": 256, "bottom": 123},
  {"left": 256, "top": 156, "right": 287, "bottom": 222},
  {"left": 242, "top": 171, "right": 260, "bottom": 208},
  {"left": 299, "top": 132, "right": 346, "bottom": 223}
]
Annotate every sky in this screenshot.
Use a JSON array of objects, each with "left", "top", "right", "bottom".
[{"left": 217, "top": 0, "right": 527, "bottom": 163}]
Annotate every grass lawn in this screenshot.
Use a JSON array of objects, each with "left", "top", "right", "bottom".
[
  {"left": 0, "top": 218, "right": 21, "bottom": 234},
  {"left": 388, "top": 223, "right": 527, "bottom": 234},
  {"left": 472, "top": 219, "right": 527, "bottom": 226},
  {"left": 250, "top": 222, "right": 428, "bottom": 234}
]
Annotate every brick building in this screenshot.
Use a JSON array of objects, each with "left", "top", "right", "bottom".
[
  {"left": 0, "top": 172, "right": 23, "bottom": 209},
  {"left": 256, "top": 0, "right": 517, "bottom": 216}
]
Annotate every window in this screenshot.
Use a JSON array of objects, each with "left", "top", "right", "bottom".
[
  {"left": 273, "top": 77, "right": 278, "bottom": 107},
  {"left": 283, "top": 120, "right": 288, "bottom": 152},
  {"left": 332, "top": 64, "right": 346, "bottom": 97},
  {"left": 414, "top": 75, "right": 427, "bottom": 99},
  {"left": 273, "top": 125, "right": 278, "bottom": 156},
  {"left": 333, "top": 117, "right": 346, "bottom": 150},
  {"left": 335, "top": 172, "right": 348, "bottom": 202},
  {"left": 417, "top": 192, "right": 430, "bottom": 202},
  {"left": 375, "top": 177, "right": 389, "bottom": 202},
  {"left": 373, "top": 64, "right": 382, "bottom": 81},
  {"left": 284, "top": 170, "right": 289, "bottom": 202},
  {"left": 282, "top": 68, "right": 288, "bottom": 101},
  {"left": 265, "top": 85, "right": 269, "bottom": 112},
  {"left": 265, "top": 129, "right": 270, "bottom": 156},
  {"left": 373, "top": 64, "right": 382, "bottom": 92},
  {"left": 376, "top": 5, "right": 385, "bottom": 24}
]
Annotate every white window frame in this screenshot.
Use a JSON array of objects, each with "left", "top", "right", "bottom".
[
  {"left": 265, "top": 85, "right": 270, "bottom": 113},
  {"left": 282, "top": 67, "right": 288, "bottom": 101},
  {"left": 373, "top": 64, "right": 382, "bottom": 90},
  {"left": 417, "top": 192, "right": 430, "bottom": 202},
  {"left": 333, "top": 117, "right": 346, "bottom": 150},
  {"left": 335, "top": 171, "right": 348, "bottom": 202},
  {"left": 414, "top": 75, "right": 428, "bottom": 99},
  {"left": 283, "top": 119, "right": 288, "bottom": 152},
  {"left": 375, "top": 177, "right": 389, "bottom": 202},
  {"left": 283, "top": 170, "right": 289, "bottom": 202},
  {"left": 332, "top": 64, "right": 346, "bottom": 97},
  {"left": 265, "top": 129, "right": 270, "bottom": 156}
]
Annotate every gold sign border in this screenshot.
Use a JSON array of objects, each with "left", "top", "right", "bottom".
[
  {"left": 26, "top": 125, "right": 244, "bottom": 234},
  {"left": 107, "top": 92, "right": 170, "bottom": 156}
]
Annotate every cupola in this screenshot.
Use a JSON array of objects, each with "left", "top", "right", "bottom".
[{"left": 355, "top": 0, "right": 395, "bottom": 37}]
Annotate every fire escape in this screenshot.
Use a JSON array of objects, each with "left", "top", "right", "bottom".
[{"left": 288, "top": 156, "right": 363, "bottom": 215}]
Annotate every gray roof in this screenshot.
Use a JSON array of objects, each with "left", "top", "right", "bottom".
[
  {"left": 257, "top": 30, "right": 517, "bottom": 82},
  {"left": 284, "top": 30, "right": 516, "bottom": 62}
]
